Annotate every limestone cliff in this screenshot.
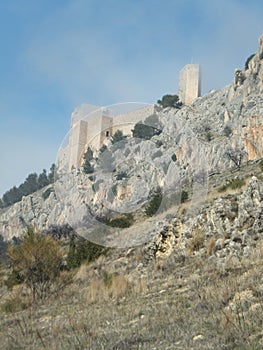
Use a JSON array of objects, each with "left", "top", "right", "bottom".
[{"left": 1, "top": 35, "right": 263, "bottom": 243}]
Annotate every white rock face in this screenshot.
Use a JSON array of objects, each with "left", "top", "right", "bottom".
[{"left": 1, "top": 35, "right": 263, "bottom": 244}]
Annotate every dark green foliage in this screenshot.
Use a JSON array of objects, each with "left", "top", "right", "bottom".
[
  {"left": 48, "top": 164, "right": 57, "bottom": 183},
  {"left": 259, "top": 159, "right": 263, "bottom": 172},
  {"left": 83, "top": 160, "right": 94, "bottom": 174},
  {"left": 218, "top": 178, "right": 246, "bottom": 192},
  {"left": 145, "top": 188, "right": 163, "bottom": 216},
  {"left": 99, "top": 144, "right": 107, "bottom": 154},
  {"left": 111, "top": 130, "right": 126, "bottom": 144},
  {"left": 44, "top": 224, "right": 73, "bottom": 240},
  {"left": 5, "top": 269, "right": 25, "bottom": 290},
  {"left": 38, "top": 169, "right": 49, "bottom": 188},
  {"left": 205, "top": 132, "right": 213, "bottom": 142},
  {"left": 1, "top": 165, "right": 56, "bottom": 208},
  {"left": 223, "top": 125, "right": 232, "bottom": 137},
  {"left": 115, "top": 172, "right": 128, "bottom": 181},
  {"left": 66, "top": 234, "right": 108, "bottom": 269},
  {"left": 157, "top": 94, "right": 182, "bottom": 108},
  {"left": 132, "top": 123, "right": 162, "bottom": 140},
  {"left": 171, "top": 154, "right": 177, "bottom": 162},
  {"left": 156, "top": 140, "right": 163, "bottom": 148},
  {"left": 0, "top": 234, "right": 8, "bottom": 266},
  {"left": 111, "top": 184, "right": 118, "bottom": 197},
  {"left": 84, "top": 147, "right": 93, "bottom": 162},
  {"left": 42, "top": 187, "right": 54, "bottom": 200},
  {"left": 83, "top": 147, "right": 94, "bottom": 174},
  {"left": 97, "top": 213, "right": 134, "bottom": 228},
  {"left": 181, "top": 190, "right": 189, "bottom": 203},
  {"left": 245, "top": 53, "right": 255, "bottom": 69}
]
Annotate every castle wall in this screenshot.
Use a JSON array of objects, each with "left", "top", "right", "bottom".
[
  {"left": 112, "top": 105, "right": 154, "bottom": 136},
  {"left": 179, "top": 64, "right": 201, "bottom": 105},
  {"left": 69, "top": 120, "right": 88, "bottom": 170}
]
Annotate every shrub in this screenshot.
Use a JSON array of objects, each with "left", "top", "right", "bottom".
[
  {"left": 157, "top": 94, "right": 182, "bottom": 108},
  {"left": 7, "top": 227, "right": 63, "bottom": 302},
  {"left": 245, "top": 53, "right": 255, "bottom": 69},
  {"left": 181, "top": 190, "right": 189, "bottom": 203},
  {"left": 83, "top": 160, "right": 94, "bottom": 174},
  {"left": 1, "top": 295, "right": 27, "bottom": 313},
  {"left": 5, "top": 269, "right": 24, "bottom": 290},
  {"left": 259, "top": 159, "right": 263, "bottom": 172},
  {"left": 132, "top": 123, "right": 162, "bottom": 140},
  {"left": 171, "top": 154, "right": 177, "bottom": 162},
  {"left": 218, "top": 178, "right": 246, "bottom": 192},
  {"left": 223, "top": 125, "right": 232, "bottom": 137},
  {"left": 98, "top": 213, "right": 134, "bottom": 228},
  {"left": 188, "top": 229, "right": 205, "bottom": 253},
  {"left": 111, "top": 130, "right": 126, "bottom": 144},
  {"left": 67, "top": 234, "right": 108, "bottom": 269},
  {"left": 205, "top": 132, "right": 213, "bottom": 142},
  {"left": 145, "top": 188, "right": 163, "bottom": 216},
  {"left": 42, "top": 187, "right": 53, "bottom": 200},
  {"left": 115, "top": 172, "right": 128, "bottom": 181}
]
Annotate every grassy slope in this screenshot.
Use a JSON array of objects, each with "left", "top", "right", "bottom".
[{"left": 0, "top": 161, "right": 263, "bottom": 350}]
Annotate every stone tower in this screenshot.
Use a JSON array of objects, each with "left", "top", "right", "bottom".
[{"left": 178, "top": 64, "right": 201, "bottom": 105}]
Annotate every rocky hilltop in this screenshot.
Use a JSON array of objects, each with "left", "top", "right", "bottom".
[{"left": 0, "top": 35, "right": 263, "bottom": 244}]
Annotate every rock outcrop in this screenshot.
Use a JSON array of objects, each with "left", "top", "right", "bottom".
[{"left": 1, "top": 35, "right": 263, "bottom": 244}]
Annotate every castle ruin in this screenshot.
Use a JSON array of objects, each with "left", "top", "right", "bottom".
[
  {"left": 58, "top": 104, "right": 155, "bottom": 171},
  {"left": 58, "top": 64, "right": 201, "bottom": 171},
  {"left": 178, "top": 64, "right": 201, "bottom": 105}
]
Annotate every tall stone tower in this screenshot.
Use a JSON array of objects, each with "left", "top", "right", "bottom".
[{"left": 178, "top": 64, "right": 201, "bottom": 105}]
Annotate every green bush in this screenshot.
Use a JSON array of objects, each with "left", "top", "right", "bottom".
[
  {"left": 171, "top": 154, "right": 177, "bottom": 162},
  {"left": 259, "top": 159, "right": 263, "bottom": 172},
  {"left": 42, "top": 187, "right": 53, "bottom": 200},
  {"left": 157, "top": 94, "right": 182, "bottom": 108},
  {"left": 132, "top": 122, "right": 161, "bottom": 140},
  {"left": 115, "top": 172, "right": 128, "bottom": 181},
  {"left": 7, "top": 227, "right": 63, "bottom": 301},
  {"left": 245, "top": 53, "right": 255, "bottom": 69},
  {"left": 145, "top": 188, "right": 163, "bottom": 216},
  {"left": 83, "top": 160, "right": 94, "bottom": 174},
  {"left": 218, "top": 178, "right": 246, "bottom": 192},
  {"left": 223, "top": 125, "right": 232, "bottom": 137},
  {"left": 111, "top": 130, "right": 126, "bottom": 144},
  {"left": 181, "top": 190, "right": 189, "bottom": 203},
  {"left": 67, "top": 235, "right": 108, "bottom": 269},
  {"left": 98, "top": 213, "right": 134, "bottom": 228},
  {"left": 5, "top": 269, "right": 24, "bottom": 290}
]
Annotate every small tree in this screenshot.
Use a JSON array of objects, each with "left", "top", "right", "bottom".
[
  {"left": 111, "top": 130, "right": 126, "bottom": 144},
  {"left": 7, "top": 227, "right": 63, "bottom": 302},
  {"left": 224, "top": 147, "right": 247, "bottom": 169},
  {"left": 157, "top": 94, "right": 182, "bottom": 108},
  {"left": 82, "top": 147, "right": 94, "bottom": 174},
  {"left": 132, "top": 123, "right": 161, "bottom": 140},
  {"left": 67, "top": 234, "right": 107, "bottom": 269}
]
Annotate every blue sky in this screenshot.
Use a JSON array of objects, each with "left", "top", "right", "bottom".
[{"left": 0, "top": 0, "right": 262, "bottom": 196}]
